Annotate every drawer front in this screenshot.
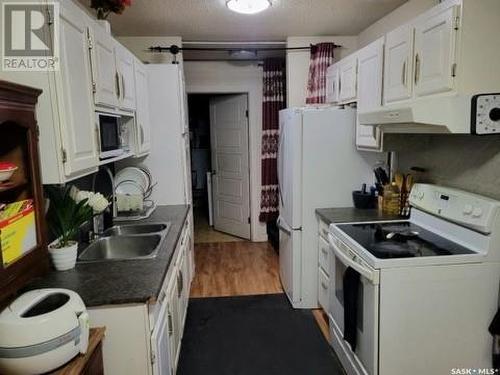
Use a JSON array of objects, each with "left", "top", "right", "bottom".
[
  {"left": 318, "top": 267, "right": 330, "bottom": 313},
  {"left": 318, "top": 235, "right": 330, "bottom": 275},
  {"left": 318, "top": 219, "right": 330, "bottom": 239}
]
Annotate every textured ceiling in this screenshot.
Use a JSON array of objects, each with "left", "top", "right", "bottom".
[{"left": 78, "top": 0, "right": 408, "bottom": 40}]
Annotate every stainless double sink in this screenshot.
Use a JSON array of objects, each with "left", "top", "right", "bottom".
[{"left": 78, "top": 223, "right": 170, "bottom": 262}]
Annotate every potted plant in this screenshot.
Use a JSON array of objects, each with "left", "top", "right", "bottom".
[
  {"left": 46, "top": 186, "right": 109, "bottom": 271},
  {"left": 90, "top": 0, "right": 132, "bottom": 20}
]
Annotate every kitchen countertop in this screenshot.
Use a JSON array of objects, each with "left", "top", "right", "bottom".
[
  {"left": 315, "top": 207, "right": 402, "bottom": 225},
  {"left": 25, "top": 205, "right": 189, "bottom": 307}
]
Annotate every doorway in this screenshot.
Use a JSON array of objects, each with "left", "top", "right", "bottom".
[{"left": 188, "top": 93, "right": 251, "bottom": 243}]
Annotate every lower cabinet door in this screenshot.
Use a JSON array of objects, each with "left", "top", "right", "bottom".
[
  {"left": 167, "top": 273, "right": 180, "bottom": 372},
  {"left": 151, "top": 302, "right": 173, "bottom": 375},
  {"left": 318, "top": 267, "right": 330, "bottom": 313}
]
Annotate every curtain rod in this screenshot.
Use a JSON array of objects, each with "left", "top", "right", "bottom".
[
  {"left": 182, "top": 41, "right": 287, "bottom": 46},
  {"left": 146, "top": 43, "right": 342, "bottom": 55}
]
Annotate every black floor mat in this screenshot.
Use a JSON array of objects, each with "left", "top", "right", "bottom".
[{"left": 177, "top": 293, "right": 345, "bottom": 375}]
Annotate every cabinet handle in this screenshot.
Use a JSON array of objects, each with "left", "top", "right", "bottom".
[
  {"left": 121, "top": 74, "right": 126, "bottom": 99},
  {"left": 115, "top": 72, "right": 121, "bottom": 99},
  {"left": 158, "top": 291, "right": 166, "bottom": 304},
  {"left": 140, "top": 124, "right": 145, "bottom": 145},
  {"left": 321, "top": 247, "right": 328, "bottom": 255},
  {"left": 322, "top": 228, "right": 329, "bottom": 237},
  {"left": 414, "top": 54, "right": 420, "bottom": 85},
  {"left": 167, "top": 311, "right": 173, "bottom": 336},
  {"left": 177, "top": 271, "right": 184, "bottom": 298},
  {"left": 321, "top": 282, "right": 328, "bottom": 290},
  {"left": 402, "top": 61, "right": 407, "bottom": 87}
]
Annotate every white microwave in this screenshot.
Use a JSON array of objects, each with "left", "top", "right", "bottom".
[{"left": 96, "top": 112, "right": 127, "bottom": 160}]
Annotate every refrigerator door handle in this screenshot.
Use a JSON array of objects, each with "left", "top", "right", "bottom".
[
  {"left": 277, "top": 131, "right": 285, "bottom": 208},
  {"left": 277, "top": 217, "right": 291, "bottom": 236}
]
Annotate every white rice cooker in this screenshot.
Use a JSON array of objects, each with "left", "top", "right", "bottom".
[{"left": 0, "top": 289, "right": 89, "bottom": 374}]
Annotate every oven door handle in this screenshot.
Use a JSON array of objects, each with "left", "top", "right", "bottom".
[{"left": 328, "top": 234, "right": 379, "bottom": 285}]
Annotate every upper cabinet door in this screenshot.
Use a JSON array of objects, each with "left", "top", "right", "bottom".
[
  {"left": 91, "top": 26, "right": 120, "bottom": 108},
  {"left": 384, "top": 24, "right": 414, "bottom": 104},
  {"left": 326, "top": 63, "right": 339, "bottom": 104},
  {"left": 338, "top": 55, "right": 358, "bottom": 103},
  {"left": 413, "top": 5, "right": 459, "bottom": 97},
  {"left": 356, "top": 38, "right": 384, "bottom": 150},
  {"left": 58, "top": 3, "right": 98, "bottom": 176},
  {"left": 116, "top": 46, "right": 136, "bottom": 111},
  {"left": 134, "top": 61, "right": 151, "bottom": 155}
]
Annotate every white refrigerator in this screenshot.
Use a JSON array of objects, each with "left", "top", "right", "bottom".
[{"left": 277, "top": 106, "right": 384, "bottom": 309}]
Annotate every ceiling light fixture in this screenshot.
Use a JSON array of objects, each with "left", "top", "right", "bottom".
[{"left": 226, "top": 0, "right": 271, "bottom": 15}]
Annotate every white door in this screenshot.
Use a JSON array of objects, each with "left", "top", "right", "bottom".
[
  {"left": 209, "top": 95, "right": 251, "bottom": 240},
  {"left": 277, "top": 217, "right": 301, "bottom": 305},
  {"left": 151, "top": 303, "right": 173, "bottom": 375},
  {"left": 356, "top": 38, "right": 384, "bottom": 150},
  {"left": 58, "top": 3, "right": 98, "bottom": 176},
  {"left": 134, "top": 61, "right": 151, "bottom": 155},
  {"left": 326, "top": 63, "right": 339, "bottom": 104},
  {"left": 339, "top": 55, "right": 358, "bottom": 103},
  {"left": 384, "top": 24, "right": 414, "bottom": 104},
  {"left": 90, "top": 25, "right": 120, "bottom": 108},
  {"left": 414, "top": 5, "right": 458, "bottom": 97},
  {"left": 116, "top": 46, "right": 136, "bottom": 111}
]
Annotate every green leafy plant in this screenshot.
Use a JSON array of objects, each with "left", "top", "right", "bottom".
[{"left": 45, "top": 186, "right": 95, "bottom": 248}]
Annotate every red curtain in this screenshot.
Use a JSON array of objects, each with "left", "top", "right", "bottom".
[
  {"left": 259, "top": 58, "right": 286, "bottom": 223},
  {"left": 306, "top": 43, "right": 336, "bottom": 104}
]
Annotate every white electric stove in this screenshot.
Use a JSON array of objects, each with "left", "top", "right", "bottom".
[{"left": 327, "top": 184, "right": 500, "bottom": 375}]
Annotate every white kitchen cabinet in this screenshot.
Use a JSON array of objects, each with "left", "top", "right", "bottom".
[
  {"left": 317, "top": 218, "right": 331, "bottom": 314},
  {"left": 326, "top": 63, "right": 340, "bottom": 104},
  {"left": 338, "top": 54, "right": 358, "bottom": 103},
  {"left": 88, "top": 214, "right": 194, "bottom": 375},
  {"left": 57, "top": 1, "right": 99, "bottom": 177},
  {"left": 413, "top": 5, "right": 459, "bottom": 97},
  {"left": 134, "top": 60, "right": 151, "bottom": 156},
  {"left": 384, "top": 24, "right": 414, "bottom": 104},
  {"left": 90, "top": 24, "right": 120, "bottom": 108},
  {"left": 116, "top": 45, "right": 136, "bottom": 111},
  {"left": 356, "top": 38, "right": 384, "bottom": 150}
]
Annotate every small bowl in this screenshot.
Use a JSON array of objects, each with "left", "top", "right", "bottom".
[{"left": 0, "top": 167, "right": 18, "bottom": 182}]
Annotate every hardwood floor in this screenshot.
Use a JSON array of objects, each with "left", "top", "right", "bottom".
[
  {"left": 190, "top": 241, "right": 283, "bottom": 298},
  {"left": 189, "top": 239, "right": 331, "bottom": 342}
]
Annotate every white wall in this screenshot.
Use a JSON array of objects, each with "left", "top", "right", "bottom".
[
  {"left": 286, "top": 36, "right": 358, "bottom": 108},
  {"left": 357, "top": 0, "right": 438, "bottom": 48},
  {"left": 184, "top": 61, "right": 267, "bottom": 242},
  {"left": 118, "top": 36, "right": 183, "bottom": 65}
]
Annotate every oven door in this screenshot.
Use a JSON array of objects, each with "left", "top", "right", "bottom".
[
  {"left": 328, "top": 233, "right": 380, "bottom": 375},
  {"left": 97, "top": 113, "right": 124, "bottom": 159}
]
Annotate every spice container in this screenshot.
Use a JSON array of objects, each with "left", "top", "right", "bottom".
[{"left": 382, "top": 182, "right": 401, "bottom": 215}]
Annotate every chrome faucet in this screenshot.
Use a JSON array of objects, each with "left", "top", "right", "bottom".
[{"left": 91, "top": 166, "right": 117, "bottom": 239}]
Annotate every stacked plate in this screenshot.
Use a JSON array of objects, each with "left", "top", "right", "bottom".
[{"left": 115, "top": 167, "right": 154, "bottom": 212}]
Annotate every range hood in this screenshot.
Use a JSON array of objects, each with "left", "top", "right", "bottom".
[{"left": 358, "top": 94, "right": 500, "bottom": 135}]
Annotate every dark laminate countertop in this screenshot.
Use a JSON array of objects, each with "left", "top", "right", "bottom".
[
  {"left": 25, "top": 205, "right": 189, "bottom": 307},
  {"left": 315, "top": 207, "right": 402, "bottom": 225}
]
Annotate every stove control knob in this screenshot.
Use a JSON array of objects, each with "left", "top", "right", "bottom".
[
  {"left": 418, "top": 191, "right": 425, "bottom": 200},
  {"left": 472, "top": 207, "right": 483, "bottom": 218},
  {"left": 463, "top": 204, "right": 473, "bottom": 215}
]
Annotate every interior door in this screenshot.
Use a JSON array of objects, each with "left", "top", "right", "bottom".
[
  {"left": 209, "top": 94, "right": 251, "bottom": 240},
  {"left": 356, "top": 38, "right": 384, "bottom": 150},
  {"left": 58, "top": 3, "right": 98, "bottom": 176},
  {"left": 384, "top": 24, "right": 414, "bottom": 104},
  {"left": 90, "top": 25, "right": 119, "bottom": 108},
  {"left": 414, "top": 5, "right": 458, "bottom": 97}
]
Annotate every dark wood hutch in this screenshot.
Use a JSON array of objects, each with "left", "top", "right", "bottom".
[{"left": 0, "top": 80, "right": 49, "bottom": 306}]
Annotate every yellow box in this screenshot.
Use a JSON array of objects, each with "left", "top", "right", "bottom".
[{"left": 0, "top": 206, "right": 37, "bottom": 267}]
